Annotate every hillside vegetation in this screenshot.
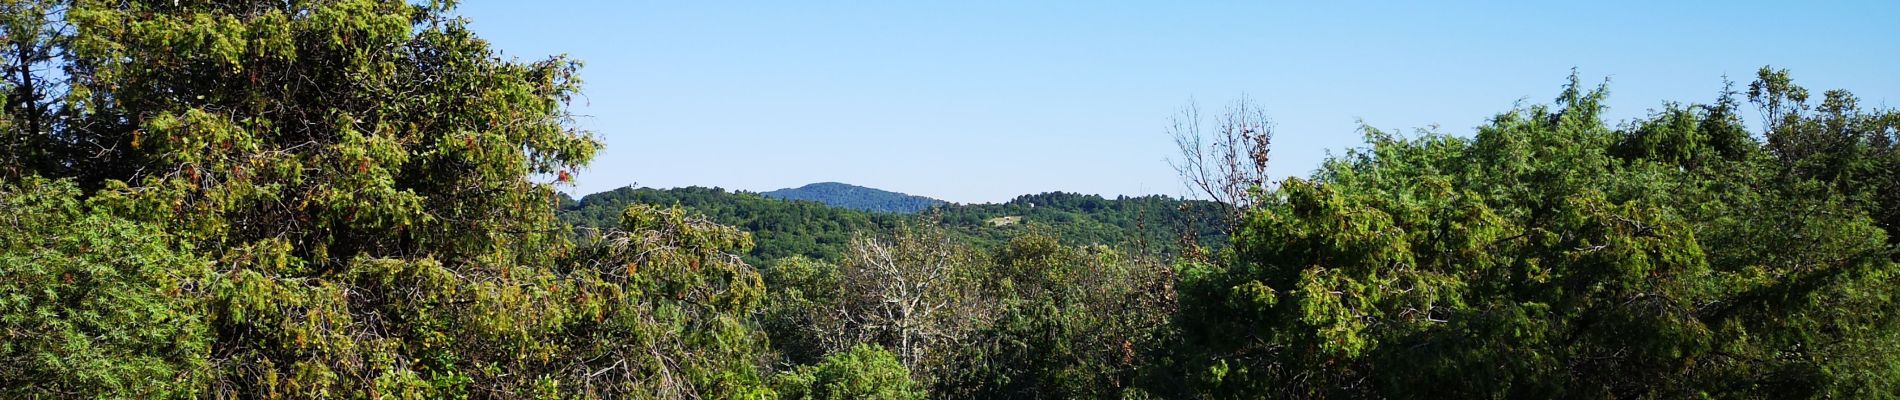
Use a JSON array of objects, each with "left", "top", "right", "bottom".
[
  {"left": 561, "top": 186, "right": 900, "bottom": 263},
  {"left": 2, "top": 1, "right": 1897, "bottom": 399},
  {"left": 559, "top": 186, "right": 1227, "bottom": 263}
]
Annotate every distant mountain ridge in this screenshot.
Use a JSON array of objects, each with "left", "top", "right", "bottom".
[{"left": 759, "top": 182, "right": 947, "bottom": 213}]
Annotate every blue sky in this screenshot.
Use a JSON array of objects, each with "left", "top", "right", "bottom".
[{"left": 455, "top": 1, "right": 1899, "bottom": 204}]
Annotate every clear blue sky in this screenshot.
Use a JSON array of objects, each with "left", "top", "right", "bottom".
[{"left": 455, "top": 1, "right": 1899, "bottom": 204}]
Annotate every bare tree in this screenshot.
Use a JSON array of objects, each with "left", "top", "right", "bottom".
[
  {"left": 1168, "top": 97, "right": 1275, "bottom": 224},
  {"left": 834, "top": 223, "right": 989, "bottom": 372}
]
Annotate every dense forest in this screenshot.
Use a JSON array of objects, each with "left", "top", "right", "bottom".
[
  {"left": 559, "top": 186, "right": 898, "bottom": 263},
  {"left": 2, "top": 1, "right": 1898, "bottom": 399},
  {"left": 558, "top": 186, "right": 1227, "bottom": 264}
]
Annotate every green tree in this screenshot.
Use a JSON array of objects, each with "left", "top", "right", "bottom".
[
  {"left": 41, "top": 0, "right": 600, "bottom": 395},
  {"left": 0, "top": 0, "right": 70, "bottom": 180},
  {"left": 0, "top": 178, "right": 212, "bottom": 398},
  {"left": 773, "top": 344, "right": 925, "bottom": 400},
  {"left": 549, "top": 204, "right": 777, "bottom": 398},
  {"left": 0, "top": 0, "right": 792, "bottom": 397},
  {"left": 759, "top": 256, "right": 850, "bottom": 366},
  {"left": 1750, "top": 66, "right": 1900, "bottom": 248},
  {"left": 1175, "top": 73, "right": 1900, "bottom": 398},
  {"left": 943, "top": 233, "right": 1177, "bottom": 399}
]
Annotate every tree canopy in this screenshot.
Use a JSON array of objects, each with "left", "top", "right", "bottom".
[{"left": 1175, "top": 72, "right": 1900, "bottom": 398}]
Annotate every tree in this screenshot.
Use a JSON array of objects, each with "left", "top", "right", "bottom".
[
  {"left": 0, "top": 0, "right": 69, "bottom": 180},
  {"left": 0, "top": 177, "right": 212, "bottom": 398},
  {"left": 0, "top": 0, "right": 684, "bottom": 396},
  {"left": 942, "top": 233, "right": 1178, "bottom": 399},
  {"left": 550, "top": 204, "right": 777, "bottom": 398},
  {"left": 759, "top": 256, "right": 851, "bottom": 366},
  {"left": 1168, "top": 97, "right": 1272, "bottom": 226},
  {"left": 835, "top": 222, "right": 994, "bottom": 384},
  {"left": 1175, "top": 73, "right": 1900, "bottom": 398},
  {"left": 773, "top": 344, "right": 925, "bottom": 400},
  {"left": 1749, "top": 66, "right": 1900, "bottom": 248}
]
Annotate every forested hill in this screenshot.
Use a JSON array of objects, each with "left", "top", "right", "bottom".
[
  {"left": 933, "top": 191, "right": 1229, "bottom": 254},
  {"left": 561, "top": 186, "right": 900, "bottom": 262},
  {"left": 760, "top": 182, "right": 947, "bottom": 213},
  {"left": 559, "top": 186, "right": 1225, "bottom": 262}
]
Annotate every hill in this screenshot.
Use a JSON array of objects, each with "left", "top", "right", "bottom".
[
  {"left": 561, "top": 186, "right": 901, "bottom": 263},
  {"left": 760, "top": 182, "right": 946, "bottom": 213},
  {"left": 560, "top": 186, "right": 1227, "bottom": 263},
  {"left": 933, "top": 191, "right": 1229, "bottom": 255}
]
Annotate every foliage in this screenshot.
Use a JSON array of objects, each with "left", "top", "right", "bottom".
[
  {"left": 562, "top": 186, "right": 898, "bottom": 263},
  {"left": 0, "top": 0, "right": 69, "bottom": 180},
  {"left": 0, "top": 0, "right": 780, "bottom": 397},
  {"left": 939, "top": 233, "right": 1178, "bottom": 399},
  {"left": 758, "top": 227, "right": 1180, "bottom": 399},
  {"left": 933, "top": 191, "right": 1229, "bottom": 258},
  {"left": 562, "top": 186, "right": 1228, "bottom": 264},
  {"left": 773, "top": 344, "right": 926, "bottom": 400},
  {"left": 759, "top": 256, "right": 849, "bottom": 365},
  {"left": 28, "top": 0, "right": 602, "bottom": 395},
  {"left": 0, "top": 178, "right": 212, "bottom": 398},
  {"left": 1175, "top": 72, "right": 1900, "bottom": 398},
  {"left": 1750, "top": 67, "right": 1900, "bottom": 248},
  {"left": 552, "top": 203, "right": 776, "bottom": 398}
]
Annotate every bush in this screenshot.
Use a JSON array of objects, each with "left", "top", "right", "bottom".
[
  {"left": 775, "top": 344, "right": 925, "bottom": 400},
  {"left": 0, "top": 178, "right": 213, "bottom": 398}
]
